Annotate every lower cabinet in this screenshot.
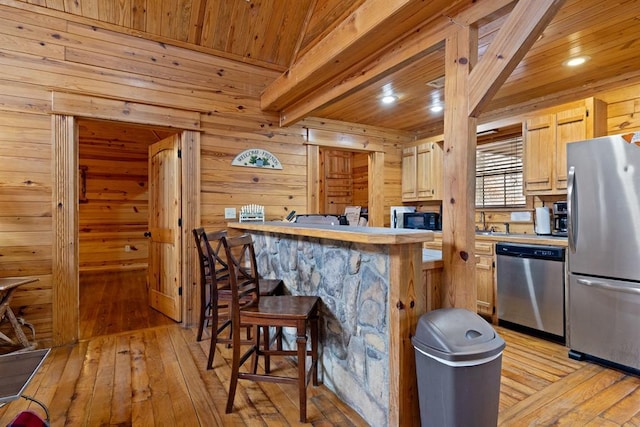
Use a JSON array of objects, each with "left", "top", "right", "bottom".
[
  {"left": 475, "top": 241, "right": 496, "bottom": 323},
  {"left": 423, "top": 236, "right": 496, "bottom": 322}
]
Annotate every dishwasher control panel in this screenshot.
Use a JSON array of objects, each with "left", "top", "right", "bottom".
[{"left": 496, "top": 242, "right": 565, "bottom": 261}]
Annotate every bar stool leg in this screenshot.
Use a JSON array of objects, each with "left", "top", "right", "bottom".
[
  {"left": 296, "top": 321, "right": 308, "bottom": 423},
  {"left": 311, "top": 315, "right": 319, "bottom": 386}
]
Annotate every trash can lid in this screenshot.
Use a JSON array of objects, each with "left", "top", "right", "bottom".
[{"left": 412, "top": 308, "right": 505, "bottom": 363}]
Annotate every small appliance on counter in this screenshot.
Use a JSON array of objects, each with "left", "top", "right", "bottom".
[
  {"left": 552, "top": 201, "right": 568, "bottom": 236},
  {"left": 403, "top": 212, "right": 441, "bottom": 230},
  {"left": 295, "top": 214, "right": 348, "bottom": 225},
  {"left": 390, "top": 206, "right": 416, "bottom": 229},
  {"left": 534, "top": 206, "right": 551, "bottom": 235}
]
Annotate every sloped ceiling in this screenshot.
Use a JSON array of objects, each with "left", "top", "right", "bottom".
[{"left": 17, "top": 0, "right": 640, "bottom": 137}]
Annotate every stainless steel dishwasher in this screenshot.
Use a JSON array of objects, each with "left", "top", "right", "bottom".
[{"left": 496, "top": 242, "right": 566, "bottom": 343}]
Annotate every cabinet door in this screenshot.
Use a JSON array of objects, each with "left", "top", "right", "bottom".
[
  {"left": 416, "top": 143, "right": 433, "bottom": 199},
  {"left": 416, "top": 142, "right": 443, "bottom": 200},
  {"left": 524, "top": 114, "right": 555, "bottom": 194},
  {"left": 476, "top": 255, "right": 494, "bottom": 319},
  {"left": 401, "top": 146, "right": 417, "bottom": 201},
  {"left": 555, "top": 106, "right": 587, "bottom": 190}
]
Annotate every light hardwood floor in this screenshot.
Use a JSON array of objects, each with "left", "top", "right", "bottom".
[
  {"left": 78, "top": 270, "right": 176, "bottom": 340},
  {"left": 0, "top": 270, "right": 638, "bottom": 426}
]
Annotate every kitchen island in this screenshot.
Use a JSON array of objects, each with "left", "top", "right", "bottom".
[{"left": 228, "top": 221, "right": 436, "bottom": 427}]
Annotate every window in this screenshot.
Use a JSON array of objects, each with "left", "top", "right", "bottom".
[{"left": 475, "top": 137, "right": 525, "bottom": 208}]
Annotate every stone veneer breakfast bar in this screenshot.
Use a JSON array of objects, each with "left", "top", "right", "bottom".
[{"left": 228, "top": 221, "right": 436, "bottom": 427}]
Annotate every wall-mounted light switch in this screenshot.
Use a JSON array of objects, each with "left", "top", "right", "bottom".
[{"left": 224, "top": 207, "right": 236, "bottom": 219}]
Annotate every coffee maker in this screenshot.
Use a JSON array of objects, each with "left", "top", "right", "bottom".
[{"left": 552, "top": 201, "right": 568, "bottom": 236}]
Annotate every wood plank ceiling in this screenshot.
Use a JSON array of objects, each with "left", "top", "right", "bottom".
[{"left": 21, "top": 0, "right": 640, "bottom": 138}]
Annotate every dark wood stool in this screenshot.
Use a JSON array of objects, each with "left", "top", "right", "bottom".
[{"left": 223, "top": 234, "right": 319, "bottom": 423}]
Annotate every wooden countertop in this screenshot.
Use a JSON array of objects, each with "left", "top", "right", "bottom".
[
  {"left": 228, "top": 221, "right": 434, "bottom": 245},
  {"left": 422, "top": 249, "right": 443, "bottom": 270}
]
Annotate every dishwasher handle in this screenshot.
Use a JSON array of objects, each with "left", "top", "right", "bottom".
[{"left": 577, "top": 278, "right": 640, "bottom": 295}]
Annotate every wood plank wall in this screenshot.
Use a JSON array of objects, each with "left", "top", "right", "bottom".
[
  {"left": 0, "top": 3, "right": 405, "bottom": 346},
  {"left": 352, "top": 152, "right": 369, "bottom": 209},
  {"left": 1, "top": 1, "right": 638, "bottom": 347}
]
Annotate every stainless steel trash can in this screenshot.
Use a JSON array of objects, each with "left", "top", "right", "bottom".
[{"left": 412, "top": 308, "right": 505, "bottom": 427}]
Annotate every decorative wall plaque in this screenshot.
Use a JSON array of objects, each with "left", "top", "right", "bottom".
[{"left": 231, "top": 148, "right": 282, "bottom": 169}]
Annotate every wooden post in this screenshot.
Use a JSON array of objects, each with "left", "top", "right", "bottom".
[
  {"left": 441, "top": 26, "right": 478, "bottom": 310},
  {"left": 368, "top": 151, "right": 385, "bottom": 227},
  {"left": 52, "top": 114, "right": 79, "bottom": 345},
  {"left": 440, "top": 0, "right": 565, "bottom": 311},
  {"left": 388, "top": 242, "right": 425, "bottom": 426}
]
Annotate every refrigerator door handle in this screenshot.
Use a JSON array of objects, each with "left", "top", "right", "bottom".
[
  {"left": 577, "top": 278, "right": 640, "bottom": 295},
  {"left": 567, "top": 166, "right": 576, "bottom": 252}
]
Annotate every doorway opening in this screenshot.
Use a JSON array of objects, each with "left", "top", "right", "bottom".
[
  {"left": 319, "top": 148, "right": 369, "bottom": 220},
  {"left": 77, "top": 118, "right": 178, "bottom": 339}
]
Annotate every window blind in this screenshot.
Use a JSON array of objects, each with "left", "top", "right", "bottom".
[{"left": 475, "top": 137, "right": 525, "bottom": 208}]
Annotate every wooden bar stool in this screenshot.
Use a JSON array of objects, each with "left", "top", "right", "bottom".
[
  {"left": 222, "top": 234, "right": 319, "bottom": 423},
  {"left": 192, "top": 228, "right": 284, "bottom": 370},
  {"left": 193, "top": 228, "right": 230, "bottom": 343}
]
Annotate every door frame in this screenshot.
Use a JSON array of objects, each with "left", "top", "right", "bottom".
[
  {"left": 51, "top": 92, "right": 201, "bottom": 346},
  {"left": 306, "top": 145, "right": 384, "bottom": 227}
]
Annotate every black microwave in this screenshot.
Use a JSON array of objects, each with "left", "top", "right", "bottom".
[{"left": 403, "top": 212, "right": 441, "bottom": 230}]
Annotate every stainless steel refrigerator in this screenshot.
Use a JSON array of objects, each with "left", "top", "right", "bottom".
[{"left": 567, "top": 133, "right": 640, "bottom": 372}]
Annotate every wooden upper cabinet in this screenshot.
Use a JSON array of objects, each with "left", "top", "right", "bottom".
[
  {"left": 402, "top": 141, "right": 443, "bottom": 201},
  {"left": 417, "top": 142, "right": 443, "bottom": 200},
  {"left": 524, "top": 98, "right": 607, "bottom": 196},
  {"left": 524, "top": 114, "right": 555, "bottom": 193},
  {"left": 401, "top": 146, "right": 417, "bottom": 201}
]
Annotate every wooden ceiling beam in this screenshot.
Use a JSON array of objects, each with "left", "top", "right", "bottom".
[
  {"left": 279, "top": 16, "right": 453, "bottom": 127},
  {"left": 468, "top": 0, "right": 567, "bottom": 117},
  {"left": 274, "top": 0, "right": 530, "bottom": 127},
  {"left": 261, "top": 0, "right": 464, "bottom": 113}
]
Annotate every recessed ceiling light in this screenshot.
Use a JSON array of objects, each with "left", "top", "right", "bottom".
[
  {"left": 564, "top": 56, "right": 590, "bottom": 67},
  {"left": 381, "top": 95, "right": 397, "bottom": 104},
  {"left": 430, "top": 104, "right": 443, "bottom": 113}
]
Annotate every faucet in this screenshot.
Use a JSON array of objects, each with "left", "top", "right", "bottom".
[{"left": 504, "top": 222, "right": 510, "bottom": 234}]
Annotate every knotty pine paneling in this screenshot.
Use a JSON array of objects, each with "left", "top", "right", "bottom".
[
  {"left": 352, "top": 151, "right": 368, "bottom": 209},
  {"left": 0, "top": 3, "right": 298, "bottom": 347},
  {"left": 199, "top": 111, "right": 308, "bottom": 227},
  {"left": 383, "top": 142, "right": 403, "bottom": 226},
  {"left": 0, "top": 107, "right": 53, "bottom": 346},
  {"left": 2, "top": 1, "right": 636, "bottom": 349},
  {"left": 599, "top": 83, "right": 640, "bottom": 134}
]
